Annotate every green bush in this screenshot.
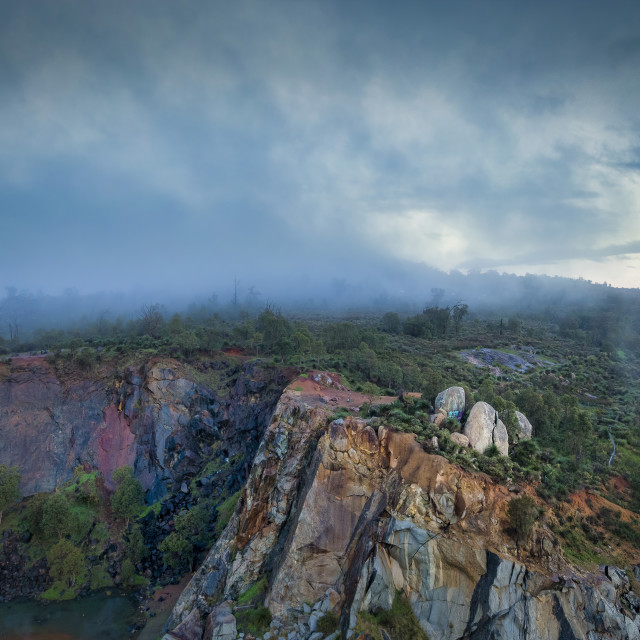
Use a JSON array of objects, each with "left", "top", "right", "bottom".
[
  {"left": 125, "top": 525, "right": 149, "bottom": 563},
  {"left": 42, "top": 493, "right": 72, "bottom": 539},
  {"left": 235, "top": 606, "right": 272, "bottom": 637},
  {"left": 316, "top": 612, "right": 340, "bottom": 635},
  {"left": 110, "top": 466, "right": 143, "bottom": 526},
  {"left": 484, "top": 444, "right": 500, "bottom": 458},
  {"left": 374, "top": 591, "right": 429, "bottom": 640},
  {"left": 216, "top": 490, "right": 242, "bottom": 534},
  {"left": 25, "top": 493, "right": 48, "bottom": 539},
  {"left": 0, "top": 464, "right": 20, "bottom": 525},
  {"left": 507, "top": 495, "right": 539, "bottom": 544},
  {"left": 47, "top": 539, "right": 87, "bottom": 587},
  {"left": 120, "top": 558, "right": 136, "bottom": 585},
  {"left": 159, "top": 532, "right": 191, "bottom": 570},
  {"left": 176, "top": 505, "right": 210, "bottom": 544}
]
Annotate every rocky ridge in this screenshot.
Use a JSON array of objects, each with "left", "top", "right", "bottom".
[{"left": 165, "top": 382, "right": 640, "bottom": 640}]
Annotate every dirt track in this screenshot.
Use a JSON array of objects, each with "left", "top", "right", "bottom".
[{"left": 284, "top": 370, "right": 405, "bottom": 410}]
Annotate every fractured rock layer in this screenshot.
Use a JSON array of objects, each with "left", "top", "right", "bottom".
[{"left": 168, "top": 393, "right": 640, "bottom": 640}]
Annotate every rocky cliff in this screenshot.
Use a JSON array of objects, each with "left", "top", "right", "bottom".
[
  {"left": 0, "top": 356, "right": 289, "bottom": 499},
  {"left": 166, "top": 384, "right": 640, "bottom": 640}
]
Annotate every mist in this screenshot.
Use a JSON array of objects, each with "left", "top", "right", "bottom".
[{"left": 2, "top": 268, "right": 638, "bottom": 345}]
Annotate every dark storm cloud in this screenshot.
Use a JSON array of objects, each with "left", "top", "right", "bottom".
[{"left": 0, "top": 0, "right": 639, "bottom": 295}]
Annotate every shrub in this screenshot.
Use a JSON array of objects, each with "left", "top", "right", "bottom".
[
  {"left": 47, "top": 539, "right": 87, "bottom": 587},
  {"left": 235, "top": 606, "right": 272, "bottom": 637},
  {"left": 159, "top": 532, "right": 191, "bottom": 570},
  {"left": 0, "top": 464, "right": 20, "bottom": 525},
  {"left": 110, "top": 466, "right": 143, "bottom": 526},
  {"left": 175, "top": 505, "right": 210, "bottom": 544},
  {"left": 120, "top": 558, "right": 136, "bottom": 585},
  {"left": 124, "top": 525, "right": 149, "bottom": 563},
  {"left": 484, "top": 444, "right": 500, "bottom": 458},
  {"left": 216, "top": 490, "right": 242, "bottom": 534},
  {"left": 507, "top": 495, "right": 539, "bottom": 544},
  {"left": 374, "top": 591, "right": 429, "bottom": 640},
  {"left": 42, "top": 493, "right": 72, "bottom": 539},
  {"left": 316, "top": 612, "right": 340, "bottom": 635},
  {"left": 25, "top": 493, "right": 48, "bottom": 539}
]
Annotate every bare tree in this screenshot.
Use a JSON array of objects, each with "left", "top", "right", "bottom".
[{"left": 140, "top": 304, "right": 164, "bottom": 337}]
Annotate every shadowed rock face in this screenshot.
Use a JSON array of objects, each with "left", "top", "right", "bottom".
[
  {"left": 0, "top": 357, "right": 112, "bottom": 495},
  {"left": 168, "top": 394, "right": 640, "bottom": 640},
  {"left": 0, "top": 357, "right": 288, "bottom": 498}
]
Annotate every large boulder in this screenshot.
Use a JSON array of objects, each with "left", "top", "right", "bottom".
[
  {"left": 463, "top": 401, "right": 509, "bottom": 456},
  {"left": 515, "top": 411, "right": 533, "bottom": 441},
  {"left": 493, "top": 419, "right": 509, "bottom": 456},
  {"left": 435, "top": 386, "right": 466, "bottom": 418}
]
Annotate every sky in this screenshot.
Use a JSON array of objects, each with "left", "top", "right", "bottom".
[{"left": 1, "top": 0, "right": 639, "bottom": 298}]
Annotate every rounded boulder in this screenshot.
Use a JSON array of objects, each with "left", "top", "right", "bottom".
[{"left": 435, "top": 386, "right": 466, "bottom": 416}]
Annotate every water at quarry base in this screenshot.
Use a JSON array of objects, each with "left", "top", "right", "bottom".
[{"left": 0, "top": 591, "right": 139, "bottom": 640}]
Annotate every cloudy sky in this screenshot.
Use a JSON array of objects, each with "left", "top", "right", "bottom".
[{"left": 1, "top": 0, "right": 639, "bottom": 297}]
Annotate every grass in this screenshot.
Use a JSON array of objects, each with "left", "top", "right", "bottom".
[
  {"left": 237, "top": 576, "right": 267, "bottom": 604},
  {"left": 128, "top": 574, "right": 149, "bottom": 588},
  {"left": 355, "top": 592, "right": 429, "bottom": 640},
  {"left": 216, "top": 490, "right": 242, "bottom": 534},
  {"left": 0, "top": 505, "right": 27, "bottom": 534},
  {"left": 316, "top": 612, "right": 340, "bottom": 635},
  {"left": 235, "top": 606, "right": 272, "bottom": 637},
  {"left": 558, "top": 524, "right": 623, "bottom": 568},
  {"left": 600, "top": 507, "right": 640, "bottom": 545},
  {"left": 138, "top": 500, "right": 162, "bottom": 518},
  {"left": 41, "top": 581, "right": 78, "bottom": 601},
  {"left": 356, "top": 611, "right": 384, "bottom": 640},
  {"left": 90, "top": 565, "right": 113, "bottom": 590}
]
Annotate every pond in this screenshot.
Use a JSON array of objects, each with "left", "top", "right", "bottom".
[{"left": 0, "top": 591, "right": 141, "bottom": 640}]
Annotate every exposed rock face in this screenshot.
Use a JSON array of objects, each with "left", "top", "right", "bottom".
[
  {"left": 352, "top": 520, "right": 640, "bottom": 640},
  {"left": 516, "top": 410, "right": 533, "bottom": 440},
  {"left": 167, "top": 393, "right": 640, "bottom": 640},
  {"left": 464, "top": 401, "right": 509, "bottom": 456},
  {"left": 0, "top": 357, "right": 113, "bottom": 495},
  {"left": 169, "top": 398, "right": 328, "bottom": 625},
  {"left": 0, "top": 357, "right": 288, "bottom": 498},
  {"left": 435, "top": 386, "right": 466, "bottom": 416},
  {"left": 268, "top": 417, "right": 384, "bottom": 614}
]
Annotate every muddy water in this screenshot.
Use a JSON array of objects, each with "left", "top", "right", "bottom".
[{"left": 0, "top": 591, "right": 139, "bottom": 640}]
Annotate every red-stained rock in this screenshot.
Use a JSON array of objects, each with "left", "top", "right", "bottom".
[{"left": 98, "top": 405, "right": 136, "bottom": 489}]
